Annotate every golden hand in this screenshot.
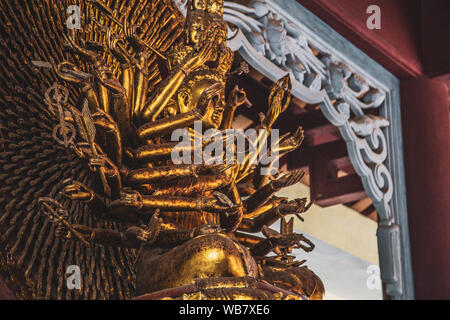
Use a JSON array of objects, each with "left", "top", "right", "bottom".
[
  {"left": 60, "top": 181, "right": 94, "bottom": 201},
  {"left": 277, "top": 127, "right": 304, "bottom": 154},
  {"left": 262, "top": 74, "right": 292, "bottom": 129},
  {"left": 93, "top": 66, "right": 125, "bottom": 95},
  {"left": 55, "top": 62, "right": 92, "bottom": 85},
  {"left": 91, "top": 110, "right": 118, "bottom": 133},
  {"left": 262, "top": 226, "right": 315, "bottom": 253},
  {"left": 70, "top": 142, "right": 94, "bottom": 159},
  {"left": 106, "top": 28, "right": 137, "bottom": 65},
  {"left": 272, "top": 169, "right": 305, "bottom": 191},
  {"left": 63, "top": 34, "right": 99, "bottom": 64},
  {"left": 88, "top": 155, "right": 119, "bottom": 178},
  {"left": 228, "top": 85, "right": 252, "bottom": 109},
  {"left": 131, "top": 210, "right": 162, "bottom": 244},
  {"left": 274, "top": 198, "right": 312, "bottom": 218}
]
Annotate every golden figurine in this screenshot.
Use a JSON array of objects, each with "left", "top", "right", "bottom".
[{"left": 0, "top": 0, "right": 324, "bottom": 300}]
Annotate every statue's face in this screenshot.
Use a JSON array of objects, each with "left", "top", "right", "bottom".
[
  {"left": 191, "top": 0, "right": 208, "bottom": 11},
  {"left": 203, "top": 21, "right": 227, "bottom": 61},
  {"left": 190, "top": 0, "right": 224, "bottom": 15},
  {"left": 178, "top": 79, "right": 225, "bottom": 129},
  {"left": 188, "top": 22, "right": 204, "bottom": 46},
  {"left": 201, "top": 88, "right": 225, "bottom": 129},
  {"left": 185, "top": 1, "right": 227, "bottom": 58},
  {"left": 208, "top": 0, "right": 224, "bottom": 15},
  {"left": 186, "top": 16, "right": 227, "bottom": 63},
  {"left": 186, "top": 13, "right": 208, "bottom": 47}
]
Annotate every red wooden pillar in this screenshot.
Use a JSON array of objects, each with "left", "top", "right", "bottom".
[
  {"left": 400, "top": 76, "right": 450, "bottom": 299},
  {"left": 0, "top": 276, "right": 15, "bottom": 300}
]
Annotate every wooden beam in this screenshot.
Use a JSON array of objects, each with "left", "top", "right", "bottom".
[
  {"left": 361, "top": 203, "right": 376, "bottom": 217},
  {"left": 304, "top": 124, "right": 341, "bottom": 146},
  {"left": 287, "top": 139, "right": 348, "bottom": 171},
  {"left": 311, "top": 173, "right": 366, "bottom": 206},
  {"left": 351, "top": 197, "right": 373, "bottom": 213},
  {"left": 286, "top": 108, "right": 331, "bottom": 131},
  {"left": 329, "top": 157, "right": 356, "bottom": 175},
  {"left": 302, "top": 140, "right": 366, "bottom": 207}
]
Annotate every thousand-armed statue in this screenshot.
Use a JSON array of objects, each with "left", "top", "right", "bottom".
[{"left": 0, "top": 0, "right": 324, "bottom": 300}]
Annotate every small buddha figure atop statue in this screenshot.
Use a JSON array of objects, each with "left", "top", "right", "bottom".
[{"left": 148, "top": 0, "right": 231, "bottom": 130}]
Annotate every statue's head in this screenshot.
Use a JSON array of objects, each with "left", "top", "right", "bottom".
[
  {"left": 184, "top": 10, "right": 227, "bottom": 61},
  {"left": 198, "top": 81, "right": 225, "bottom": 129},
  {"left": 185, "top": 10, "right": 209, "bottom": 47},
  {"left": 177, "top": 75, "right": 226, "bottom": 129},
  {"left": 173, "top": 0, "right": 228, "bottom": 128},
  {"left": 189, "top": 0, "right": 224, "bottom": 16},
  {"left": 185, "top": 0, "right": 225, "bottom": 47}
]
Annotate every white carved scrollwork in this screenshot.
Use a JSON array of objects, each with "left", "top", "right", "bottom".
[{"left": 174, "top": 0, "right": 404, "bottom": 297}]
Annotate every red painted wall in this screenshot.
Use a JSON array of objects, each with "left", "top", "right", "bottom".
[
  {"left": 298, "top": 0, "right": 422, "bottom": 77},
  {"left": 400, "top": 77, "right": 450, "bottom": 299},
  {"left": 0, "top": 276, "right": 14, "bottom": 300},
  {"left": 421, "top": 0, "right": 450, "bottom": 77}
]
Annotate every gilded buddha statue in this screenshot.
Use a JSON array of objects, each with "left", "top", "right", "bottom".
[{"left": 0, "top": 0, "right": 324, "bottom": 300}]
